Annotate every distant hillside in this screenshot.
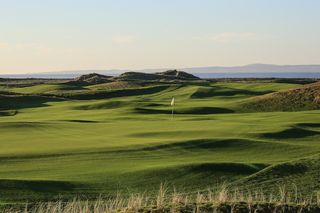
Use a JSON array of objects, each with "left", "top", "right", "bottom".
[
  {"left": 66, "top": 70, "right": 200, "bottom": 84},
  {"left": 156, "top": 70, "right": 200, "bottom": 79},
  {"left": 184, "top": 64, "right": 320, "bottom": 73},
  {"left": 241, "top": 81, "right": 320, "bottom": 111},
  {"left": 66, "top": 72, "right": 194, "bottom": 89},
  {"left": 116, "top": 70, "right": 199, "bottom": 81},
  {"left": 68, "top": 73, "right": 112, "bottom": 85}
]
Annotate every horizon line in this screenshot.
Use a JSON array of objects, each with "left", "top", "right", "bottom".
[{"left": 2, "top": 63, "right": 320, "bottom": 75}]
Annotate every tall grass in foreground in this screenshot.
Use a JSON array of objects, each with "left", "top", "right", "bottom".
[{"left": 3, "top": 184, "right": 320, "bottom": 213}]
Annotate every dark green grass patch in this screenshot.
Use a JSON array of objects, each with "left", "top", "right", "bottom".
[
  {"left": 138, "top": 139, "right": 263, "bottom": 151},
  {"left": 62, "top": 85, "right": 170, "bottom": 100},
  {"left": 134, "top": 107, "right": 234, "bottom": 114},
  {"left": 260, "top": 127, "right": 320, "bottom": 139},
  {"left": 0, "top": 94, "right": 61, "bottom": 110},
  {"left": 0, "top": 179, "right": 76, "bottom": 193},
  {"left": 190, "top": 86, "right": 270, "bottom": 98},
  {"left": 0, "top": 110, "right": 18, "bottom": 116},
  {"left": 296, "top": 123, "right": 320, "bottom": 128}
]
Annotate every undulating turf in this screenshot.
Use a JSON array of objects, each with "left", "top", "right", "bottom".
[{"left": 0, "top": 79, "right": 319, "bottom": 202}]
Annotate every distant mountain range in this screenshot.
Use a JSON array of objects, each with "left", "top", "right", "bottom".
[
  {"left": 1, "top": 64, "right": 320, "bottom": 79},
  {"left": 184, "top": 64, "right": 320, "bottom": 73}
]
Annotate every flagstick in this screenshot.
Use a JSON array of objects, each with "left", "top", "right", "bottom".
[
  {"left": 172, "top": 104, "right": 174, "bottom": 119},
  {"left": 170, "top": 97, "right": 175, "bottom": 120}
]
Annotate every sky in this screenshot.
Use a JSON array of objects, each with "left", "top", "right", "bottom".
[{"left": 0, "top": 0, "right": 320, "bottom": 74}]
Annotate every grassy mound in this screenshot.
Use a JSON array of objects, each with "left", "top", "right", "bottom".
[
  {"left": 69, "top": 73, "right": 112, "bottom": 85},
  {"left": 116, "top": 163, "right": 265, "bottom": 192},
  {"left": 117, "top": 72, "right": 167, "bottom": 81},
  {"left": 235, "top": 155, "right": 320, "bottom": 194},
  {"left": 241, "top": 81, "right": 320, "bottom": 112},
  {"left": 117, "top": 70, "right": 199, "bottom": 81},
  {"left": 156, "top": 70, "right": 200, "bottom": 80}
]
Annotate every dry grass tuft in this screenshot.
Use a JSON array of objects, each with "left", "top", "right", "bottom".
[{"left": 2, "top": 184, "right": 320, "bottom": 212}]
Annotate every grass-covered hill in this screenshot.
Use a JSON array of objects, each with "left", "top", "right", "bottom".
[
  {"left": 69, "top": 73, "right": 113, "bottom": 85},
  {"left": 241, "top": 81, "right": 320, "bottom": 112},
  {"left": 0, "top": 71, "right": 320, "bottom": 205},
  {"left": 117, "top": 70, "right": 200, "bottom": 81}
]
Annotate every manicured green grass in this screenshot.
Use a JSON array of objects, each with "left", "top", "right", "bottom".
[{"left": 0, "top": 80, "right": 319, "bottom": 202}]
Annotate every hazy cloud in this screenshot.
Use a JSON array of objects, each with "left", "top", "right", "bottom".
[
  {"left": 112, "top": 35, "right": 137, "bottom": 44},
  {"left": 210, "top": 32, "right": 258, "bottom": 43},
  {"left": 0, "top": 42, "right": 9, "bottom": 48}
]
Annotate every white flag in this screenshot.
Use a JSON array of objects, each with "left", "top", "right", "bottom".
[{"left": 171, "top": 97, "right": 175, "bottom": 106}]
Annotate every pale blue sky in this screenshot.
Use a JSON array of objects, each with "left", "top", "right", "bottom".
[{"left": 0, "top": 0, "right": 319, "bottom": 73}]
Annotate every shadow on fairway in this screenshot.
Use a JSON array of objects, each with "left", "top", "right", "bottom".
[
  {"left": 134, "top": 106, "right": 234, "bottom": 114},
  {"left": 0, "top": 110, "right": 18, "bottom": 116},
  {"left": 0, "top": 179, "right": 76, "bottom": 193},
  {"left": 191, "top": 86, "right": 271, "bottom": 98},
  {"left": 65, "top": 85, "right": 170, "bottom": 100},
  {"left": 260, "top": 127, "right": 320, "bottom": 139},
  {"left": 0, "top": 121, "right": 49, "bottom": 129},
  {"left": 183, "top": 162, "right": 267, "bottom": 174},
  {"left": 74, "top": 100, "right": 130, "bottom": 110},
  {"left": 140, "top": 138, "right": 258, "bottom": 151},
  {"left": 61, "top": 119, "right": 100, "bottom": 123},
  {"left": 0, "top": 94, "right": 61, "bottom": 110},
  {"left": 74, "top": 101, "right": 166, "bottom": 110},
  {"left": 129, "top": 130, "right": 209, "bottom": 138},
  {"left": 296, "top": 123, "right": 320, "bottom": 128}
]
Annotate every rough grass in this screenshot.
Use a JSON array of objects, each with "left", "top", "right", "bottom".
[
  {"left": 2, "top": 185, "right": 320, "bottom": 212},
  {"left": 241, "top": 81, "right": 320, "bottom": 112}
]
